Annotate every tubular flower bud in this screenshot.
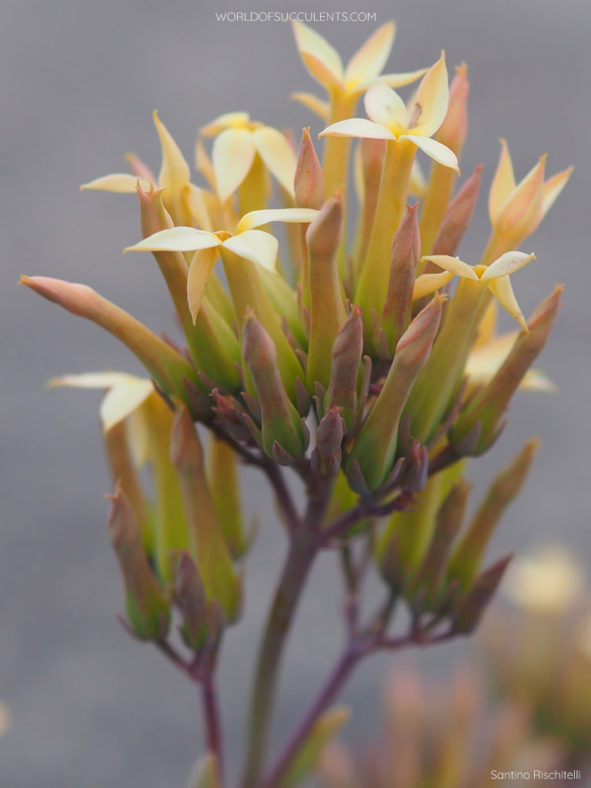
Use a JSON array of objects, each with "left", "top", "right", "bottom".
[
  {"left": 452, "top": 554, "right": 513, "bottom": 633},
  {"left": 449, "top": 286, "right": 562, "bottom": 453},
  {"left": 306, "top": 196, "right": 347, "bottom": 387},
  {"left": 313, "top": 408, "right": 346, "bottom": 477},
  {"left": 295, "top": 127, "right": 325, "bottom": 209},
  {"left": 347, "top": 295, "right": 444, "bottom": 491},
  {"left": 20, "top": 275, "right": 200, "bottom": 405},
  {"left": 107, "top": 484, "right": 170, "bottom": 641},
  {"left": 430, "top": 165, "right": 482, "bottom": 257},
  {"left": 171, "top": 406, "right": 241, "bottom": 622},
  {"left": 419, "top": 63, "right": 469, "bottom": 254},
  {"left": 208, "top": 434, "right": 247, "bottom": 559},
  {"left": 243, "top": 312, "right": 308, "bottom": 463},
  {"left": 379, "top": 203, "right": 420, "bottom": 353},
  {"left": 352, "top": 137, "right": 387, "bottom": 273},
  {"left": 174, "top": 552, "right": 226, "bottom": 656},
  {"left": 448, "top": 439, "right": 539, "bottom": 591},
  {"left": 324, "top": 307, "right": 364, "bottom": 430}
]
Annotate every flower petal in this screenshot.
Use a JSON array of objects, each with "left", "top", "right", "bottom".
[
  {"left": 124, "top": 227, "right": 220, "bottom": 253},
  {"left": 412, "top": 271, "right": 453, "bottom": 299},
  {"left": 408, "top": 51, "right": 449, "bottom": 137},
  {"left": 200, "top": 111, "right": 251, "bottom": 137},
  {"left": 153, "top": 110, "right": 191, "bottom": 191},
  {"left": 187, "top": 247, "right": 219, "bottom": 322},
  {"left": 212, "top": 127, "right": 257, "bottom": 202},
  {"left": 481, "top": 251, "right": 536, "bottom": 280},
  {"left": 253, "top": 127, "right": 298, "bottom": 197},
  {"left": 488, "top": 139, "right": 516, "bottom": 225},
  {"left": 48, "top": 371, "right": 139, "bottom": 390},
  {"left": 292, "top": 21, "right": 344, "bottom": 89},
  {"left": 319, "top": 118, "right": 395, "bottom": 140},
  {"left": 237, "top": 208, "right": 319, "bottom": 232},
  {"left": 195, "top": 137, "right": 218, "bottom": 191},
  {"left": 495, "top": 154, "right": 546, "bottom": 238},
  {"left": 401, "top": 135, "right": 459, "bottom": 171},
  {"left": 541, "top": 166, "right": 573, "bottom": 219},
  {"left": 223, "top": 229, "right": 278, "bottom": 271},
  {"left": 100, "top": 380, "right": 156, "bottom": 431},
  {"left": 80, "top": 174, "right": 152, "bottom": 193},
  {"left": 488, "top": 275, "right": 527, "bottom": 331},
  {"left": 366, "top": 67, "right": 429, "bottom": 91},
  {"left": 290, "top": 91, "right": 330, "bottom": 120},
  {"left": 364, "top": 84, "right": 407, "bottom": 129},
  {"left": 344, "top": 22, "right": 395, "bottom": 91},
  {"left": 422, "top": 255, "right": 478, "bottom": 279}
]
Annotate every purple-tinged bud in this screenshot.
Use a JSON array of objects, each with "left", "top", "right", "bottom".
[
  {"left": 208, "top": 435, "right": 247, "bottom": 559},
  {"left": 171, "top": 406, "right": 241, "bottom": 622},
  {"left": 313, "top": 408, "right": 346, "bottom": 477},
  {"left": 348, "top": 296, "right": 444, "bottom": 490},
  {"left": 107, "top": 484, "right": 170, "bottom": 641},
  {"left": 435, "top": 63, "right": 469, "bottom": 155},
  {"left": 448, "top": 439, "right": 539, "bottom": 590},
  {"left": 20, "top": 275, "right": 199, "bottom": 405},
  {"left": 410, "top": 480, "right": 471, "bottom": 610},
  {"left": 294, "top": 127, "right": 325, "bottom": 210},
  {"left": 104, "top": 421, "right": 153, "bottom": 555},
  {"left": 453, "top": 554, "right": 513, "bottom": 633},
  {"left": 450, "top": 286, "right": 562, "bottom": 453},
  {"left": 380, "top": 204, "right": 420, "bottom": 352},
  {"left": 242, "top": 312, "right": 307, "bottom": 463},
  {"left": 175, "top": 552, "right": 209, "bottom": 652},
  {"left": 306, "top": 195, "right": 347, "bottom": 387},
  {"left": 431, "top": 166, "right": 482, "bottom": 257},
  {"left": 324, "top": 307, "right": 363, "bottom": 430}
]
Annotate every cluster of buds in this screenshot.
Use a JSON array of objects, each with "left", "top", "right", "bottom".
[{"left": 21, "top": 20, "right": 571, "bottom": 785}]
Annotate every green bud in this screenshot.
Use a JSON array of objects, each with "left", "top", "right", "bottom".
[
  {"left": 208, "top": 434, "right": 248, "bottom": 559},
  {"left": 175, "top": 552, "right": 209, "bottom": 651},
  {"left": 448, "top": 439, "right": 539, "bottom": 590},
  {"left": 171, "top": 406, "right": 241, "bottom": 622},
  {"left": 283, "top": 706, "right": 350, "bottom": 788},
  {"left": 313, "top": 408, "right": 345, "bottom": 477},
  {"left": 306, "top": 196, "right": 347, "bottom": 388},
  {"left": 450, "top": 286, "right": 562, "bottom": 453},
  {"left": 243, "top": 312, "right": 308, "bottom": 463},
  {"left": 107, "top": 484, "right": 170, "bottom": 641},
  {"left": 453, "top": 554, "right": 512, "bottom": 633},
  {"left": 347, "top": 295, "right": 444, "bottom": 491}
]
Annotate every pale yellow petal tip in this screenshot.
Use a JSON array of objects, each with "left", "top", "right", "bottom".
[{"left": 504, "top": 545, "right": 586, "bottom": 613}]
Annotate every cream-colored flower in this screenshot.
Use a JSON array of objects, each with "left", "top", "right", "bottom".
[
  {"left": 503, "top": 546, "right": 586, "bottom": 614},
  {"left": 415, "top": 250, "right": 536, "bottom": 331},
  {"left": 319, "top": 53, "right": 459, "bottom": 171},
  {"left": 81, "top": 111, "right": 211, "bottom": 229},
  {"left": 291, "top": 20, "right": 426, "bottom": 116},
  {"left": 199, "top": 112, "right": 297, "bottom": 202},
  {"left": 124, "top": 208, "right": 318, "bottom": 321}
]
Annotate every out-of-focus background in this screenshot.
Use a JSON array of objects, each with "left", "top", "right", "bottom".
[{"left": 1, "top": 0, "right": 590, "bottom": 785}]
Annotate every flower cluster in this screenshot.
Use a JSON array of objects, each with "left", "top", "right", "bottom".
[{"left": 22, "top": 21, "right": 571, "bottom": 786}]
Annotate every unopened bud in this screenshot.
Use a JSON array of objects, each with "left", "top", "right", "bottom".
[
  {"left": 171, "top": 406, "right": 241, "bottom": 622},
  {"left": 431, "top": 166, "right": 482, "bottom": 257},
  {"left": 313, "top": 408, "right": 345, "bottom": 476},
  {"left": 306, "top": 196, "right": 347, "bottom": 387},
  {"left": 324, "top": 307, "right": 363, "bottom": 430},
  {"left": 20, "top": 275, "right": 200, "bottom": 405},
  {"left": 347, "top": 296, "right": 444, "bottom": 490},
  {"left": 380, "top": 204, "right": 420, "bottom": 351},
  {"left": 243, "top": 312, "right": 307, "bottom": 463},
  {"left": 208, "top": 435, "right": 247, "bottom": 559},
  {"left": 354, "top": 138, "right": 387, "bottom": 270},
  {"left": 453, "top": 554, "right": 512, "bottom": 633},
  {"left": 448, "top": 439, "right": 539, "bottom": 589},
  {"left": 450, "top": 286, "right": 562, "bottom": 453},
  {"left": 107, "top": 484, "right": 170, "bottom": 641},
  {"left": 294, "top": 127, "right": 325, "bottom": 209},
  {"left": 175, "top": 552, "right": 209, "bottom": 651}
]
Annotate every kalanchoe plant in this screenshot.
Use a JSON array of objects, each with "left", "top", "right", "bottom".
[{"left": 21, "top": 20, "right": 571, "bottom": 788}]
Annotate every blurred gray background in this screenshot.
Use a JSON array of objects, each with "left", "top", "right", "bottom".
[{"left": 1, "top": 0, "right": 590, "bottom": 785}]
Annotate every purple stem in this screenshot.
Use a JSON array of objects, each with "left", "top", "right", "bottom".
[{"left": 201, "top": 675, "right": 224, "bottom": 778}]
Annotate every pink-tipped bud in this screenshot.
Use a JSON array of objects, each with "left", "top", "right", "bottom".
[
  {"left": 295, "top": 127, "right": 325, "bottom": 209},
  {"left": 324, "top": 306, "right": 364, "bottom": 430},
  {"left": 20, "top": 275, "right": 199, "bottom": 404},
  {"left": 107, "top": 484, "right": 170, "bottom": 641},
  {"left": 380, "top": 204, "right": 420, "bottom": 351},
  {"left": 450, "top": 286, "right": 562, "bottom": 453},
  {"left": 431, "top": 166, "right": 482, "bottom": 257},
  {"left": 435, "top": 63, "right": 469, "bottom": 155}
]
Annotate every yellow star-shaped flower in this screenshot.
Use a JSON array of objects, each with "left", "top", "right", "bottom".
[{"left": 415, "top": 251, "right": 537, "bottom": 331}]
